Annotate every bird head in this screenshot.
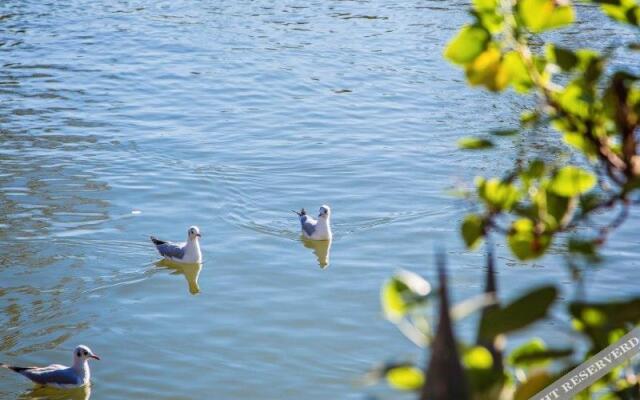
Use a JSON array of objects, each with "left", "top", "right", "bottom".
[
  {"left": 74, "top": 345, "right": 100, "bottom": 362},
  {"left": 188, "top": 226, "right": 202, "bottom": 241},
  {"left": 318, "top": 205, "right": 331, "bottom": 219}
]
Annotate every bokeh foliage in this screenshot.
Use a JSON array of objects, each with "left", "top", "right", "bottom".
[
  {"left": 367, "top": 0, "right": 640, "bottom": 398},
  {"left": 450, "top": 0, "right": 640, "bottom": 263}
]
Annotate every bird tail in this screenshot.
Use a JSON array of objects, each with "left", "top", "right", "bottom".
[
  {"left": 1, "top": 363, "right": 28, "bottom": 373},
  {"left": 150, "top": 236, "right": 166, "bottom": 246},
  {"left": 292, "top": 208, "right": 306, "bottom": 217}
]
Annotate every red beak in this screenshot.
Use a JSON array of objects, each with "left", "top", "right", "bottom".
[{"left": 90, "top": 354, "right": 100, "bottom": 360}]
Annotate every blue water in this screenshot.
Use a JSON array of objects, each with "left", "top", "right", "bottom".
[{"left": 0, "top": 1, "right": 638, "bottom": 399}]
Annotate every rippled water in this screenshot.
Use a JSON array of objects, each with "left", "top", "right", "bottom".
[{"left": 1, "top": 1, "right": 638, "bottom": 399}]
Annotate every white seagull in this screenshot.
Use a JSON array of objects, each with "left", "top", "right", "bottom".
[
  {"left": 150, "top": 226, "right": 202, "bottom": 264},
  {"left": 1, "top": 345, "right": 99, "bottom": 388},
  {"left": 294, "top": 205, "right": 332, "bottom": 241}
]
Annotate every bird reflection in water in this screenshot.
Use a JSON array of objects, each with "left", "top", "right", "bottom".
[
  {"left": 155, "top": 259, "right": 203, "bottom": 295},
  {"left": 301, "top": 237, "right": 332, "bottom": 269},
  {"left": 19, "top": 384, "right": 91, "bottom": 400}
]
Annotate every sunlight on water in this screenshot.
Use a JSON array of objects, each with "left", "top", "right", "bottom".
[{"left": 0, "top": 0, "right": 638, "bottom": 399}]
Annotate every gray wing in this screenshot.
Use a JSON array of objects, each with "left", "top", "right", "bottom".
[
  {"left": 20, "top": 366, "right": 80, "bottom": 385},
  {"left": 300, "top": 215, "right": 317, "bottom": 236},
  {"left": 155, "top": 241, "right": 186, "bottom": 259}
]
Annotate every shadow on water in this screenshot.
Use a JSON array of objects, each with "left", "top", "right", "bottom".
[
  {"left": 300, "top": 237, "right": 332, "bottom": 269},
  {"left": 154, "top": 259, "right": 202, "bottom": 295},
  {"left": 18, "top": 385, "right": 90, "bottom": 400}
]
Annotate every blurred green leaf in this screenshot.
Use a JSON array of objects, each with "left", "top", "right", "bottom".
[
  {"left": 504, "top": 51, "right": 534, "bottom": 93},
  {"left": 571, "top": 297, "right": 640, "bottom": 350},
  {"left": 522, "top": 159, "right": 546, "bottom": 181},
  {"left": 519, "top": 0, "right": 575, "bottom": 32},
  {"left": 458, "top": 136, "right": 494, "bottom": 149},
  {"left": 601, "top": 0, "right": 640, "bottom": 25},
  {"left": 508, "top": 338, "right": 572, "bottom": 367},
  {"left": 477, "top": 177, "right": 521, "bottom": 211},
  {"left": 548, "top": 166, "right": 596, "bottom": 197},
  {"left": 472, "top": 0, "right": 504, "bottom": 32},
  {"left": 480, "top": 286, "right": 557, "bottom": 338},
  {"left": 568, "top": 237, "right": 601, "bottom": 262},
  {"left": 576, "top": 50, "right": 604, "bottom": 83},
  {"left": 386, "top": 366, "right": 425, "bottom": 391},
  {"left": 472, "top": 0, "right": 498, "bottom": 11},
  {"left": 507, "top": 218, "right": 551, "bottom": 259},
  {"left": 520, "top": 110, "right": 540, "bottom": 126},
  {"left": 465, "top": 47, "right": 511, "bottom": 91},
  {"left": 381, "top": 271, "right": 431, "bottom": 321},
  {"left": 556, "top": 80, "right": 593, "bottom": 119},
  {"left": 546, "top": 44, "right": 579, "bottom": 71},
  {"left": 491, "top": 129, "right": 519, "bottom": 136},
  {"left": 561, "top": 131, "right": 599, "bottom": 159},
  {"left": 514, "top": 371, "right": 556, "bottom": 400},
  {"left": 463, "top": 346, "right": 505, "bottom": 394},
  {"left": 462, "top": 214, "right": 484, "bottom": 249},
  {"left": 571, "top": 298, "right": 640, "bottom": 330},
  {"left": 544, "top": 191, "right": 570, "bottom": 229},
  {"left": 580, "top": 192, "right": 604, "bottom": 213},
  {"left": 464, "top": 346, "right": 493, "bottom": 369},
  {"left": 444, "top": 24, "right": 490, "bottom": 65}
]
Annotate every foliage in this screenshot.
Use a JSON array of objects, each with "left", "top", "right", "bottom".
[
  {"left": 366, "top": 255, "right": 640, "bottom": 399},
  {"left": 444, "top": 0, "right": 640, "bottom": 262},
  {"left": 366, "top": 0, "right": 640, "bottom": 398}
]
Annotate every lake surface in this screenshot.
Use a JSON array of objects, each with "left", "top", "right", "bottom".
[{"left": 1, "top": 1, "right": 638, "bottom": 399}]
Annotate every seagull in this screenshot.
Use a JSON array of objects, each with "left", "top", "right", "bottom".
[
  {"left": 293, "top": 205, "right": 332, "bottom": 241},
  {"left": 150, "top": 226, "right": 202, "bottom": 264},
  {"left": 1, "top": 345, "right": 99, "bottom": 388}
]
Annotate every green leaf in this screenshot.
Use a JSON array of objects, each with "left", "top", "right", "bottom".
[
  {"left": 527, "top": 159, "right": 546, "bottom": 178},
  {"left": 520, "top": 110, "right": 540, "bottom": 126},
  {"left": 462, "top": 214, "right": 484, "bottom": 249},
  {"left": 477, "top": 177, "right": 521, "bottom": 211},
  {"left": 381, "top": 270, "right": 431, "bottom": 321},
  {"left": 568, "top": 237, "right": 601, "bottom": 262},
  {"left": 463, "top": 346, "right": 493, "bottom": 369},
  {"left": 444, "top": 25, "right": 490, "bottom": 65},
  {"left": 465, "top": 47, "right": 511, "bottom": 91},
  {"left": 472, "top": 0, "right": 504, "bottom": 32},
  {"left": 473, "top": 0, "right": 498, "bottom": 10},
  {"left": 571, "top": 298, "right": 640, "bottom": 330},
  {"left": 548, "top": 166, "right": 596, "bottom": 197},
  {"left": 458, "top": 136, "right": 494, "bottom": 149},
  {"left": 503, "top": 51, "right": 533, "bottom": 93},
  {"left": 514, "top": 371, "right": 556, "bottom": 400},
  {"left": 463, "top": 346, "right": 505, "bottom": 393},
  {"left": 544, "top": 191, "right": 570, "bottom": 229},
  {"left": 490, "top": 129, "right": 519, "bottom": 136},
  {"left": 601, "top": 0, "right": 640, "bottom": 25},
  {"left": 576, "top": 50, "right": 604, "bottom": 83},
  {"left": 556, "top": 80, "right": 593, "bottom": 119},
  {"left": 386, "top": 366, "right": 425, "bottom": 391},
  {"left": 561, "top": 131, "right": 598, "bottom": 159},
  {"left": 570, "top": 297, "right": 640, "bottom": 350},
  {"left": 480, "top": 286, "right": 558, "bottom": 338},
  {"left": 519, "top": 0, "right": 575, "bottom": 33},
  {"left": 508, "top": 338, "right": 573, "bottom": 367},
  {"left": 546, "top": 44, "right": 578, "bottom": 71},
  {"left": 579, "top": 192, "right": 604, "bottom": 213},
  {"left": 507, "top": 218, "right": 551, "bottom": 260},
  {"left": 520, "top": 159, "right": 546, "bottom": 187}
]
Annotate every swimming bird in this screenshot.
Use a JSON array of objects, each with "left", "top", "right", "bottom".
[
  {"left": 293, "top": 205, "right": 332, "bottom": 241},
  {"left": 150, "top": 226, "right": 202, "bottom": 263},
  {"left": 1, "top": 345, "right": 99, "bottom": 388}
]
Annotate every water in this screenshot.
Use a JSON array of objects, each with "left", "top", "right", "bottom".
[{"left": 1, "top": 1, "right": 638, "bottom": 399}]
